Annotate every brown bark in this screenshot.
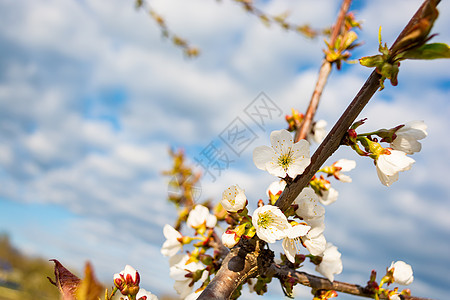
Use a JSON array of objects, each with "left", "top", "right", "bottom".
[
  {"left": 276, "top": 69, "right": 381, "bottom": 211},
  {"left": 198, "top": 240, "right": 270, "bottom": 299}
]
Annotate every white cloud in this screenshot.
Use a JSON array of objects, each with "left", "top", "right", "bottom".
[
  {"left": 0, "top": 144, "right": 14, "bottom": 166},
  {"left": 0, "top": 0, "right": 449, "bottom": 299}
]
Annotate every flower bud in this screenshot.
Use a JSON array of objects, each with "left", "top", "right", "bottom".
[
  {"left": 222, "top": 230, "right": 240, "bottom": 248},
  {"left": 388, "top": 261, "right": 414, "bottom": 285},
  {"left": 114, "top": 265, "right": 140, "bottom": 296},
  {"left": 221, "top": 185, "right": 247, "bottom": 212}
]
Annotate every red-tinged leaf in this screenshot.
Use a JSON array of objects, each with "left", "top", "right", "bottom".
[
  {"left": 391, "top": 0, "right": 439, "bottom": 54},
  {"left": 48, "top": 259, "right": 81, "bottom": 300}
]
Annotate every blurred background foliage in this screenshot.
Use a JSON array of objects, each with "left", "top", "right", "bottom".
[
  {"left": 0, "top": 233, "right": 181, "bottom": 299},
  {"left": 0, "top": 233, "right": 60, "bottom": 299}
]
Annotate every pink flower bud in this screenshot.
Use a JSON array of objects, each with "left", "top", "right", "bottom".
[{"left": 113, "top": 265, "right": 140, "bottom": 296}]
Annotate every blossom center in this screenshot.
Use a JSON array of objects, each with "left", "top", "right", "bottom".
[
  {"left": 278, "top": 151, "right": 293, "bottom": 170},
  {"left": 257, "top": 212, "right": 274, "bottom": 229}
]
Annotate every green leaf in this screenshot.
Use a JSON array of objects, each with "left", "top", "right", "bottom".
[
  {"left": 359, "top": 55, "right": 384, "bottom": 68},
  {"left": 401, "top": 43, "right": 450, "bottom": 60}
]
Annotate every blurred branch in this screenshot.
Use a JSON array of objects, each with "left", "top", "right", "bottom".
[
  {"left": 294, "top": 0, "right": 352, "bottom": 142},
  {"left": 163, "top": 148, "right": 202, "bottom": 230},
  {"left": 135, "top": 0, "right": 200, "bottom": 57},
  {"left": 232, "top": 0, "right": 324, "bottom": 38},
  {"left": 136, "top": 0, "right": 333, "bottom": 57}
]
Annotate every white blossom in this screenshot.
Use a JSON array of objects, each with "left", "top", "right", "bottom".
[
  {"left": 307, "top": 120, "right": 328, "bottom": 144},
  {"left": 302, "top": 227, "right": 327, "bottom": 256},
  {"left": 161, "top": 224, "right": 183, "bottom": 257},
  {"left": 376, "top": 149, "right": 415, "bottom": 187},
  {"left": 131, "top": 288, "right": 158, "bottom": 300},
  {"left": 389, "top": 261, "right": 414, "bottom": 285},
  {"left": 315, "top": 243, "right": 343, "bottom": 282},
  {"left": 252, "top": 205, "right": 289, "bottom": 243},
  {"left": 294, "top": 187, "right": 325, "bottom": 221},
  {"left": 333, "top": 159, "right": 356, "bottom": 182},
  {"left": 293, "top": 188, "right": 327, "bottom": 255},
  {"left": 389, "top": 294, "right": 401, "bottom": 300},
  {"left": 281, "top": 223, "right": 311, "bottom": 263},
  {"left": 221, "top": 185, "right": 247, "bottom": 212},
  {"left": 169, "top": 254, "right": 205, "bottom": 299},
  {"left": 221, "top": 231, "right": 239, "bottom": 248},
  {"left": 305, "top": 216, "right": 325, "bottom": 232},
  {"left": 253, "top": 129, "right": 310, "bottom": 178},
  {"left": 391, "top": 121, "right": 427, "bottom": 154},
  {"left": 186, "top": 205, "right": 217, "bottom": 229},
  {"left": 318, "top": 187, "right": 339, "bottom": 206},
  {"left": 266, "top": 180, "right": 286, "bottom": 197}
]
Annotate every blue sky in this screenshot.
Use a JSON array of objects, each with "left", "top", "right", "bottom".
[{"left": 0, "top": 0, "right": 449, "bottom": 299}]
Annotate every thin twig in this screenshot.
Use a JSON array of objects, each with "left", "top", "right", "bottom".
[
  {"left": 294, "top": 0, "right": 352, "bottom": 142},
  {"left": 231, "top": 0, "right": 321, "bottom": 39}
]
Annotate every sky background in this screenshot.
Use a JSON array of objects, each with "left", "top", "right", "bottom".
[{"left": 0, "top": 0, "right": 449, "bottom": 299}]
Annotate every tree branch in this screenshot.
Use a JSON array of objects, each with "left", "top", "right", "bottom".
[
  {"left": 276, "top": 69, "right": 381, "bottom": 211},
  {"left": 294, "top": 0, "right": 352, "bottom": 142},
  {"left": 269, "top": 264, "right": 435, "bottom": 300},
  {"left": 198, "top": 240, "right": 269, "bottom": 299},
  {"left": 277, "top": 0, "right": 439, "bottom": 211},
  {"left": 199, "top": 0, "right": 440, "bottom": 299}
]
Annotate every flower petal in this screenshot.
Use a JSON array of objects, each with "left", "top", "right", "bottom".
[
  {"left": 315, "top": 243, "right": 342, "bottom": 282},
  {"left": 163, "top": 224, "right": 181, "bottom": 240},
  {"left": 334, "top": 159, "right": 356, "bottom": 172},
  {"left": 303, "top": 233, "right": 326, "bottom": 256},
  {"left": 253, "top": 146, "right": 275, "bottom": 170},
  {"left": 161, "top": 239, "right": 182, "bottom": 257},
  {"left": 282, "top": 237, "right": 298, "bottom": 263},
  {"left": 285, "top": 224, "right": 310, "bottom": 239},
  {"left": 266, "top": 161, "right": 288, "bottom": 178},
  {"left": 270, "top": 129, "right": 294, "bottom": 155}
]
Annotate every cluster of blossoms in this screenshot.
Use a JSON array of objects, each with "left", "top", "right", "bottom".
[
  {"left": 158, "top": 128, "right": 354, "bottom": 299},
  {"left": 217, "top": 129, "right": 348, "bottom": 282},
  {"left": 311, "top": 158, "right": 356, "bottom": 206},
  {"left": 160, "top": 204, "right": 217, "bottom": 299},
  {"left": 112, "top": 265, "right": 158, "bottom": 300},
  {"left": 158, "top": 121, "right": 425, "bottom": 298},
  {"left": 344, "top": 120, "right": 427, "bottom": 186},
  {"left": 220, "top": 183, "right": 342, "bottom": 282}
]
